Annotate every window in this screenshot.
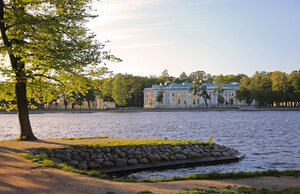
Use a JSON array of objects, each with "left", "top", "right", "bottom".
[
  {"left": 172, "top": 93, "right": 174, "bottom": 96},
  {"left": 193, "top": 99, "right": 196, "bottom": 104},
  {"left": 178, "top": 99, "right": 181, "bottom": 104},
  {"left": 232, "top": 93, "right": 234, "bottom": 96},
  {"left": 184, "top": 100, "right": 187, "bottom": 104},
  {"left": 197, "top": 99, "right": 200, "bottom": 104}
]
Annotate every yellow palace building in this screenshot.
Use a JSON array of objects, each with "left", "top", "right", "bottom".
[{"left": 143, "top": 81, "right": 255, "bottom": 108}]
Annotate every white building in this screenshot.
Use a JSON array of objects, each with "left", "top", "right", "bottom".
[{"left": 144, "top": 82, "right": 255, "bottom": 108}]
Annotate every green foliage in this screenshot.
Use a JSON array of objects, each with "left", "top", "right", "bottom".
[
  {"left": 73, "top": 139, "right": 214, "bottom": 149},
  {"left": 112, "top": 74, "right": 131, "bottom": 107},
  {"left": 61, "top": 136, "right": 108, "bottom": 140},
  {"left": 190, "top": 80, "right": 211, "bottom": 107},
  {"left": 155, "top": 91, "right": 164, "bottom": 103},
  {"left": 178, "top": 187, "right": 300, "bottom": 194}
]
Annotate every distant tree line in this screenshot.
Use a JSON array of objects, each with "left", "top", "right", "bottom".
[{"left": 1, "top": 69, "right": 299, "bottom": 109}]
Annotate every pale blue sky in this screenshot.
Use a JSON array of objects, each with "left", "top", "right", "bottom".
[{"left": 89, "top": 0, "right": 300, "bottom": 77}]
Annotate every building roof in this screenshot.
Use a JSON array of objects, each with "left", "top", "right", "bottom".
[{"left": 144, "top": 82, "right": 240, "bottom": 91}]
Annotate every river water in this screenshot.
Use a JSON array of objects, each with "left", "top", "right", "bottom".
[{"left": 0, "top": 111, "right": 299, "bottom": 178}]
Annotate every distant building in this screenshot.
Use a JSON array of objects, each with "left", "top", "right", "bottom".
[
  {"left": 143, "top": 82, "right": 255, "bottom": 108},
  {"left": 50, "top": 96, "right": 116, "bottom": 110}
]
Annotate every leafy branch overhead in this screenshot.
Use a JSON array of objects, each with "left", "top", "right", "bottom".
[{"left": 0, "top": 0, "right": 120, "bottom": 140}]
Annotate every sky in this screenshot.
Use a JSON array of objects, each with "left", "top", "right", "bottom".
[{"left": 88, "top": 0, "right": 300, "bottom": 77}]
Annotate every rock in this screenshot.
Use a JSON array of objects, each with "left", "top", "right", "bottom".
[
  {"left": 175, "top": 154, "right": 187, "bottom": 160},
  {"left": 126, "top": 149, "right": 134, "bottom": 155},
  {"left": 139, "top": 158, "right": 149, "bottom": 164},
  {"left": 53, "top": 149, "right": 65, "bottom": 154},
  {"left": 70, "top": 160, "right": 79, "bottom": 166},
  {"left": 127, "top": 154, "right": 134, "bottom": 159},
  {"left": 78, "top": 163, "right": 88, "bottom": 170},
  {"left": 222, "top": 152, "right": 231, "bottom": 157},
  {"left": 79, "top": 152, "right": 89, "bottom": 159},
  {"left": 211, "top": 152, "right": 222, "bottom": 157},
  {"left": 202, "top": 152, "right": 211, "bottom": 157},
  {"left": 160, "top": 155, "right": 169, "bottom": 161},
  {"left": 73, "top": 155, "right": 83, "bottom": 161},
  {"left": 113, "top": 148, "right": 122, "bottom": 155},
  {"left": 134, "top": 151, "right": 142, "bottom": 155},
  {"left": 114, "top": 158, "right": 127, "bottom": 167},
  {"left": 103, "top": 161, "right": 114, "bottom": 167},
  {"left": 169, "top": 156, "right": 176, "bottom": 160},
  {"left": 105, "top": 147, "right": 111, "bottom": 153},
  {"left": 148, "top": 155, "right": 161, "bottom": 163},
  {"left": 50, "top": 158, "right": 61, "bottom": 163},
  {"left": 188, "top": 151, "right": 202, "bottom": 159},
  {"left": 95, "top": 158, "right": 104, "bottom": 164},
  {"left": 171, "top": 148, "right": 181, "bottom": 154},
  {"left": 127, "top": 159, "right": 138, "bottom": 165},
  {"left": 118, "top": 152, "right": 126, "bottom": 158},
  {"left": 66, "top": 152, "right": 72, "bottom": 158},
  {"left": 90, "top": 153, "right": 97, "bottom": 160},
  {"left": 88, "top": 161, "right": 101, "bottom": 169},
  {"left": 54, "top": 153, "right": 65, "bottom": 160}
]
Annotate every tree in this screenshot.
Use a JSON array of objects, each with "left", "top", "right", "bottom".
[
  {"left": 84, "top": 88, "right": 96, "bottom": 109},
  {"left": 236, "top": 86, "right": 253, "bottom": 105},
  {"left": 214, "top": 83, "right": 225, "bottom": 107},
  {"left": 0, "top": 0, "right": 118, "bottom": 140},
  {"left": 112, "top": 74, "right": 131, "bottom": 107},
  {"left": 189, "top": 80, "right": 210, "bottom": 107},
  {"left": 155, "top": 91, "right": 163, "bottom": 104}
]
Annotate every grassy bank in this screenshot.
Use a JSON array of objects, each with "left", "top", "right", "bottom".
[
  {"left": 177, "top": 186, "right": 300, "bottom": 194},
  {"left": 21, "top": 143, "right": 300, "bottom": 183}
]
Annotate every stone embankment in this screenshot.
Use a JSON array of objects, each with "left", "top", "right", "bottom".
[{"left": 29, "top": 143, "right": 239, "bottom": 171}]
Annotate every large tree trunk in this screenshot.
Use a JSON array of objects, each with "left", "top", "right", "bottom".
[
  {"left": 1, "top": 3, "right": 37, "bottom": 140},
  {"left": 15, "top": 78, "right": 37, "bottom": 140}
]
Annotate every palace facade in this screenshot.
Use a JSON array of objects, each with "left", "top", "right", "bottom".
[{"left": 143, "top": 81, "right": 255, "bottom": 108}]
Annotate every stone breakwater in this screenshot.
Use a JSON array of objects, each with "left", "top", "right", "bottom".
[{"left": 29, "top": 143, "right": 239, "bottom": 171}]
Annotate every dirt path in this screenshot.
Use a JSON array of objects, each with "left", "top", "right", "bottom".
[{"left": 0, "top": 138, "right": 299, "bottom": 194}]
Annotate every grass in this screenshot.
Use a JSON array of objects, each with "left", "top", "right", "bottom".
[
  {"left": 20, "top": 151, "right": 300, "bottom": 183},
  {"left": 20, "top": 152, "right": 109, "bottom": 179},
  {"left": 61, "top": 136, "right": 108, "bottom": 140},
  {"left": 177, "top": 187, "right": 300, "bottom": 194},
  {"left": 70, "top": 139, "right": 214, "bottom": 149}
]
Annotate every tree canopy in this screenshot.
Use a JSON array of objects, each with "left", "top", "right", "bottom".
[{"left": 0, "top": 0, "right": 119, "bottom": 140}]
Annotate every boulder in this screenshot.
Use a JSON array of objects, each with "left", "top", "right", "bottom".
[
  {"left": 95, "top": 158, "right": 104, "bottom": 164},
  {"left": 202, "top": 152, "right": 211, "bottom": 157},
  {"left": 175, "top": 154, "right": 187, "bottom": 160},
  {"left": 148, "top": 155, "right": 161, "bottom": 163},
  {"left": 188, "top": 151, "right": 202, "bottom": 159},
  {"left": 78, "top": 163, "right": 88, "bottom": 170},
  {"left": 139, "top": 158, "right": 149, "bottom": 164},
  {"left": 88, "top": 161, "right": 101, "bottom": 169},
  {"left": 114, "top": 158, "right": 127, "bottom": 167},
  {"left": 127, "top": 159, "right": 138, "bottom": 165},
  {"left": 103, "top": 161, "right": 114, "bottom": 167},
  {"left": 79, "top": 152, "right": 89, "bottom": 159},
  {"left": 70, "top": 160, "right": 79, "bottom": 166},
  {"left": 211, "top": 152, "right": 222, "bottom": 157}
]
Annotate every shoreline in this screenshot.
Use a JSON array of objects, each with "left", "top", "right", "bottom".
[{"left": 0, "top": 107, "right": 299, "bottom": 114}]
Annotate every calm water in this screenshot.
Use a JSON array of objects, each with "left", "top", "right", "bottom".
[{"left": 0, "top": 111, "right": 299, "bottom": 178}]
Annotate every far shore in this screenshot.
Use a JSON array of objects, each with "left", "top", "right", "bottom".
[{"left": 0, "top": 106, "right": 299, "bottom": 114}]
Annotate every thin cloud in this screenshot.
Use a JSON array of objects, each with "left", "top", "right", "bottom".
[{"left": 114, "top": 42, "right": 171, "bottom": 49}]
